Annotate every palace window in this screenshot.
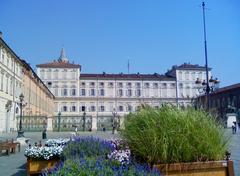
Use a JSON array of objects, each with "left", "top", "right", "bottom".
[
  {"left": 100, "top": 106, "right": 105, "bottom": 112},
  {"left": 81, "top": 82, "right": 85, "bottom": 87},
  {"left": 119, "top": 106, "right": 124, "bottom": 112},
  {"left": 127, "top": 105, "right": 132, "bottom": 112},
  {"left": 90, "top": 82, "right": 95, "bottom": 87},
  {"left": 81, "top": 89, "right": 86, "bottom": 96},
  {"left": 80, "top": 106, "right": 86, "bottom": 112},
  {"left": 91, "top": 106, "right": 95, "bottom": 112},
  {"left": 47, "top": 82, "right": 52, "bottom": 88},
  {"left": 127, "top": 89, "right": 132, "bottom": 97},
  {"left": 100, "top": 89, "right": 104, "bottom": 96},
  {"left": 118, "top": 89, "right": 123, "bottom": 96},
  {"left": 144, "top": 83, "right": 149, "bottom": 88},
  {"left": 63, "top": 106, "right": 67, "bottom": 112},
  {"left": 136, "top": 82, "right": 141, "bottom": 88},
  {"left": 118, "top": 82, "right": 123, "bottom": 88},
  {"left": 162, "top": 83, "right": 167, "bottom": 88},
  {"left": 90, "top": 89, "right": 95, "bottom": 96},
  {"left": 71, "top": 89, "right": 76, "bottom": 96},
  {"left": 136, "top": 89, "right": 141, "bottom": 97},
  {"left": 71, "top": 106, "right": 76, "bottom": 112},
  {"left": 63, "top": 89, "right": 68, "bottom": 96},
  {"left": 108, "top": 82, "right": 113, "bottom": 87}
]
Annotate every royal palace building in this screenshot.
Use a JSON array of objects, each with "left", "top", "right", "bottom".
[{"left": 36, "top": 49, "right": 213, "bottom": 131}]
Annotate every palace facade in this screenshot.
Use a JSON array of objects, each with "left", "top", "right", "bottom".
[{"left": 36, "top": 49, "right": 213, "bottom": 131}]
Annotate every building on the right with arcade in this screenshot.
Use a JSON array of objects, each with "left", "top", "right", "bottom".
[{"left": 196, "top": 83, "right": 240, "bottom": 122}]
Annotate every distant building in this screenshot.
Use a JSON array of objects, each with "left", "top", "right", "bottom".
[
  {"left": 20, "top": 60, "right": 55, "bottom": 131},
  {"left": 197, "top": 83, "right": 240, "bottom": 120},
  {"left": 0, "top": 34, "right": 54, "bottom": 133},
  {"left": 36, "top": 49, "right": 214, "bottom": 131}
]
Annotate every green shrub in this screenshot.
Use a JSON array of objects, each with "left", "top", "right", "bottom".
[{"left": 121, "top": 105, "right": 229, "bottom": 164}]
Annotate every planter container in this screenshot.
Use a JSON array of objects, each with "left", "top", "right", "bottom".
[
  {"left": 27, "top": 158, "right": 60, "bottom": 176},
  {"left": 153, "top": 160, "right": 234, "bottom": 176}
]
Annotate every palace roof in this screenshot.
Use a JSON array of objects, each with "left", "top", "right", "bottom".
[{"left": 80, "top": 73, "right": 175, "bottom": 81}]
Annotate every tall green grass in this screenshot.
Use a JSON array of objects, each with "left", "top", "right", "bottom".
[{"left": 121, "top": 105, "right": 229, "bottom": 164}]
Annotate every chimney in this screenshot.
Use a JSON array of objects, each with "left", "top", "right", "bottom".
[{"left": 0, "top": 31, "right": 2, "bottom": 38}]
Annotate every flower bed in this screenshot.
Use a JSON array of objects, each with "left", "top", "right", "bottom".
[{"left": 43, "top": 137, "right": 160, "bottom": 175}]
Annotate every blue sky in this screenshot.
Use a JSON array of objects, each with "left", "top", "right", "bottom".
[{"left": 0, "top": 0, "right": 239, "bottom": 87}]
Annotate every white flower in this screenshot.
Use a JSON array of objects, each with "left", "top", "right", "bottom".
[
  {"left": 45, "top": 138, "right": 70, "bottom": 147},
  {"left": 24, "top": 145, "right": 64, "bottom": 160},
  {"left": 108, "top": 149, "right": 131, "bottom": 165}
]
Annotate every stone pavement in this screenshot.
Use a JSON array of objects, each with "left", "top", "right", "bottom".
[
  {"left": 0, "top": 130, "right": 239, "bottom": 176},
  {"left": 228, "top": 129, "right": 240, "bottom": 175}
]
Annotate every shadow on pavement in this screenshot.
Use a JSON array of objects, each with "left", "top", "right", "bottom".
[{"left": 11, "top": 163, "right": 26, "bottom": 176}]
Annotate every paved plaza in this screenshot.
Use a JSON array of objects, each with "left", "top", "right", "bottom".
[{"left": 0, "top": 129, "right": 239, "bottom": 176}]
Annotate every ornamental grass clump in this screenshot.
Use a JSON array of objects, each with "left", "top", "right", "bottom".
[{"left": 121, "top": 105, "right": 229, "bottom": 165}]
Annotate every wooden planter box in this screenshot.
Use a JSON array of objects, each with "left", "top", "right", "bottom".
[
  {"left": 27, "top": 158, "right": 60, "bottom": 176},
  {"left": 153, "top": 160, "right": 234, "bottom": 176}
]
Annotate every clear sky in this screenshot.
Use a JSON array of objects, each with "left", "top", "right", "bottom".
[{"left": 0, "top": 0, "right": 239, "bottom": 87}]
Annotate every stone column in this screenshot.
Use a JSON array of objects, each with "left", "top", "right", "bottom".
[
  {"left": 91, "top": 115, "right": 97, "bottom": 131},
  {"left": 47, "top": 116, "right": 53, "bottom": 131}
]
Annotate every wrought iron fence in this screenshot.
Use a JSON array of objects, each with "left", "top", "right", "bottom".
[
  {"left": 16, "top": 116, "right": 47, "bottom": 132},
  {"left": 97, "top": 116, "right": 113, "bottom": 131},
  {"left": 52, "top": 115, "right": 92, "bottom": 131}
]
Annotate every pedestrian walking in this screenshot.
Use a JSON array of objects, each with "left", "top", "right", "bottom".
[
  {"left": 232, "top": 124, "right": 236, "bottom": 134},
  {"left": 233, "top": 121, "right": 237, "bottom": 133}
]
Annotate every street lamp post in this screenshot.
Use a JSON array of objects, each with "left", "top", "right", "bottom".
[
  {"left": 58, "top": 112, "right": 61, "bottom": 132},
  {"left": 112, "top": 108, "right": 118, "bottom": 134},
  {"left": 195, "top": 2, "right": 220, "bottom": 111},
  {"left": 201, "top": 1, "right": 210, "bottom": 110},
  {"left": 82, "top": 106, "right": 86, "bottom": 131},
  {"left": 195, "top": 76, "right": 219, "bottom": 109},
  {"left": 17, "top": 93, "right": 24, "bottom": 138}
]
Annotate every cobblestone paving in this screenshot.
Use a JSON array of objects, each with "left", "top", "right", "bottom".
[{"left": 0, "top": 130, "right": 239, "bottom": 176}]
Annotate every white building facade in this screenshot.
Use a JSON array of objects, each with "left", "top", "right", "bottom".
[
  {"left": 0, "top": 35, "right": 55, "bottom": 133},
  {"left": 36, "top": 50, "right": 213, "bottom": 131},
  {"left": 0, "top": 36, "right": 23, "bottom": 133}
]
